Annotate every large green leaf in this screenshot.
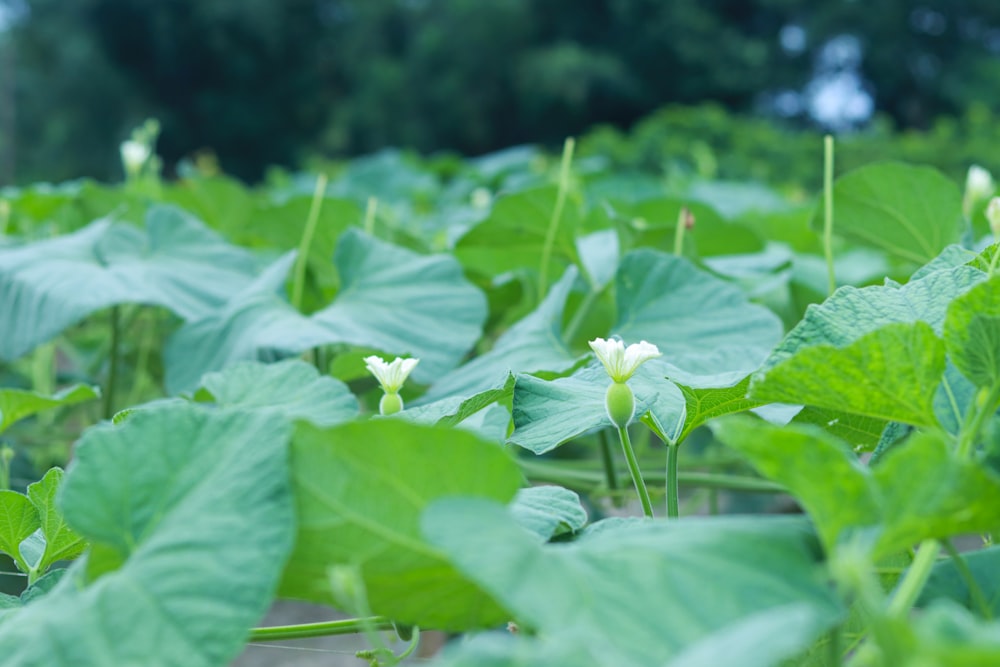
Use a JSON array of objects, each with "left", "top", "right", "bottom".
[
  {"left": 421, "top": 268, "right": 579, "bottom": 402},
  {"left": 509, "top": 362, "right": 685, "bottom": 453},
  {"left": 0, "top": 205, "right": 260, "bottom": 361},
  {"left": 715, "top": 418, "right": 1000, "bottom": 558},
  {"left": 751, "top": 322, "right": 945, "bottom": 428},
  {"left": 25, "top": 468, "right": 85, "bottom": 573},
  {"left": 613, "top": 250, "right": 784, "bottom": 387},
  {"left": 674, "top": 375, "right": 762, "bottom": 443},
  {"left": 165, "top": 229, "right": 487, "bottom": 392},
  {"left": 423, "top": 500, "right": 841, "bottom": 667},
  {"left": 0, "top": 403, "right": 295, "bottom": 666},
  {"left": 813, "top": 162, "right": 964, "bottom": 264},
  {"left": 393, "top": 374, "right": 514, "bottom": 427},
  {"left": 0, "top": 491, "right": 38, "bottom": 573},
  {"left": 279, "top": 420, "right": 523, "bottom": 631},
  {"left": 455, "top": 186, "right": 581, "bottom": 279},
  {"left": 193, "top": 359, "right": 358, "bottom": 426},
  {"left": 945, "top": 277, "right": 1000, "bottom": 391},
  {"left": 0, "top": 384, "right": 99, "bottom": 435},
  {"left": 758, "top": 264, "right": 984, "bottom": 376}
]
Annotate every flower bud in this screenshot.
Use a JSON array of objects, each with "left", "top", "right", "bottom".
[
  {"left": 966, "top": 165, "right": 995, "bottom": 204},
  {"left": 988, "top": 197, "right": 1000, "bottom": 239},
  {"left": 379, "top": 392, "right": 404, "bottom": 416},
  {"left": 605, "top": 381, "right": 635, "bottom": 428}
]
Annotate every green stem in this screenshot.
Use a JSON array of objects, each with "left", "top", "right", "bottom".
[
  {"left": 672, "top": 206, "right": 689, "bottom": 257},
  {"left": 396, "top": 626, "right": 421, "bottom": 662},
  {"left": 291, "top": 173, "right": 329, "bottom": 311},
  {"left": 249, "top": 617, "right": 394, "bottom": 642},
  {"left": 0, "top": 445, "right": 12, "bottom": 491},
  {"left": 989, "top": 244, "right": 1000, "bottom": 279},
  {"left": 616, "top": 425, "right": 654, "bottom": 518},
  {"left": 364, "top": 196, "right": 378, "bottom": 235},
  {"left": 666, "top": 442, "right": 679, "bottom": 518},
  {"left": 517, "top": 459, "right": 784, "bottom": 493},
  {"left": 828, "top": 624, "right": 842, "bottom": 667},
  {"left": 103, "top": 306, "right": 120, "bottom": 420},
  {"left": 562, "top": 285, "right": 601, "bottom": 345},
  {"left": 956, "top": 383, "right": 1000, "bottom": 460},
  {"left": 538, "top": 137, "right": 575, "bottom": 302},
  {"left": 823, "top": 134, "right": 836, "bottom": 296},
  {"left": 597, "top": 429, "right": 621, "bottom": 501},
  {"left": 942, "top": 539, "right": 993, "bottom": 619},
  {"left": 887, "top": 539, "right": 940, "bottom": 617}
]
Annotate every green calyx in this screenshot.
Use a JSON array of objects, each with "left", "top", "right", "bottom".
[
  {"left": 379, "top": 393, "right": 404, "bottom": 416},
  {"left": 605, "top": 381, "right": 635, "bottom": 428}
]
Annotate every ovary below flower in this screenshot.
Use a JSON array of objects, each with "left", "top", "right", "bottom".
[{"left": 588, "top": 337, "right": 662, "bottom": 383}]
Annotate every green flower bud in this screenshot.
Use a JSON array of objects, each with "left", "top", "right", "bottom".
[
  {"left": 605, "top": 381, "right": 635, "bottom": 428},
  {"left": 379, "top": 392, "right": 404, "bottom": 416}
]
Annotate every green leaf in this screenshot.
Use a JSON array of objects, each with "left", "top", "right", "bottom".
[
  {"left": 423, "top": 499, "right": 841, "bottom": 666},
  {"left": 509, "top": 362, "right": 685, "bottom": 454},
  {"left": 675, "top": 375, "right": 763, "bottom": 443},
  {"left": 394, "top": 374, "right": 514, "bottom": 427},
  {"left": 0, "top": 404, "right": 294, "bottom": 667},
  {"left": 194, "top": 359, "right": 358, "bottom": 427},
  {"left": 455, "top": 186, "right": 580, "bottom": 279},
  {"left": 907, "top": 601, "right": 1000, "bottom": 664},
  {"left": 751, "top": 322, "right": 946, "bottom": 428},
  {"left": 813, "top": 162, "right": 964, "bottom": 264},
  {"left": 0, "top": 490, "right": 39, "bottom": 572},
  {"left": 510, "top": 486, "right": 588, "bottom": 540},
  {"left": 758, "top": 264, "right": 983, "bottom": 375},
  {"left": 0, "top": 403, "right": 295, "bottom": 666},
  {"left": 279, "top": 420, "right": 523, "bottom": 631},
  {"left": 614, "top": 198, "right": 765, "bottom": 257},
  {"left": 0, "top": 205, "right": 260, "bottom": 360},
  {"left": 920, "top": 545, "right": 1000, "bottom": 616},
  {"left": 165, "top": 229, "right": 487, "bottom": 392},
  {"left": 945, "top": 276, "right": 1000, "bottom": 390},
  {"left": 789, "top": 406, "right": 886, "bottom": 450},
  {"left": 0, "top": 384, "right": 99, "bottom": 435},
  {"left": 613, "top": 250, "right": 784, "bottom": 387},
  {"left": 422, "top": 268, "right": 579, "bottom": 402},
  {"left": 715, "top": 418, "right": 1000, "bottom": 558},
  {"left": 26, "top": 468, "right": 86, "bottom": 572}
]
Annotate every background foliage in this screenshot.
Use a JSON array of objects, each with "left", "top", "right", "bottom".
[{"left": 3, "top": 0, "right": 1000, "bottom": 183}]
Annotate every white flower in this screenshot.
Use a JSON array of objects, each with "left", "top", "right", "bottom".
[
  {"left": 120, "top": 140, "right": 151, "bottom": 174},
  {"left": 966, "top": 165, "right": 995, "bottom": 202},
  {"left": 364, "top": 355, "right": 419, "bottom": 394},
  {"left": 588, "top": 338, "right": 662, "bottom": 383}
]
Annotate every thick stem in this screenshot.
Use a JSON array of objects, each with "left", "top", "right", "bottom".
[
  {"left": 887, "top": 539, "right": 940, "bottom": 617},
  {"left": 250, "top": 617, "right": 393, "bottom": 642},
  {"left": 291, "top": 173, "right": 329, "bottom": 311},
  {"left": 666, "top": 442, "right": 680, "bottom": 518},
  {"left": 103, "top": 306, "right": 121, "bottom": 420},
  {"left": 517, "top": 459, "right": 784, "bottom": 493},
  {"left": 617, "top": 425, "right": 654, "bottom": 518},
  {"left": 538, "top": 137, "right": 575, "bottom": 302},
  {"left": 823, "top": 134, "right": 836, "bottom": 296},
  {"left": 672, "top": 206, "right": 688, "bottom": 257}
]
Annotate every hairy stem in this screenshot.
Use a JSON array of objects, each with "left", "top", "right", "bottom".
[
  {"left": 887, "top": 539, "right": 940, "bottom": 617},
  {"left": 103, "top": 305, "right": 121, "bottom": 420},
  {"left": 666, "top": 442, "right": 680, "bottom": 518},
  {"left": 250, "top": 617, "right": 394, "bottom": 642},
  {"left": 538, "top": 137, "right": 575, "bottom": 302},
  {"left": 617, "top": 425, "right": 654, "bottom": 518},
  {"left": 291, "top": 173, "right": 329, "bottom": 311},
  {"left": 823, "top": 134, "right": 836, "bottom": 296}
]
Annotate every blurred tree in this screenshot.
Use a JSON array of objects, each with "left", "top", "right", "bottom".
[{"left": 3, "top": 0, "right": 1000, "bottom": 184}]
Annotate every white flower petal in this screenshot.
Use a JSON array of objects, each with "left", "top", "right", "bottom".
[
  {"left": 966, "top": 165, "right": 995, "bottom": 201},
  {"left": 364, "top": 355, "right": 419, "bottom": 393},
  {"left": 589, "top": 338, "right": 661, "bottom": 382}
]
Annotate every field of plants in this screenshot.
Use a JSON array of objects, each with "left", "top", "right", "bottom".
[{"left": 1, "top": 128, "right": 1000, "bottom": 667}]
